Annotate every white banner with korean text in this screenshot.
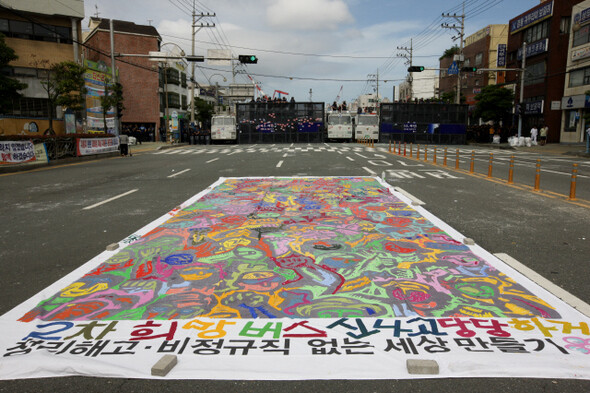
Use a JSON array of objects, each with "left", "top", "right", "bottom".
[{"left": 76, "top": 137, "right": 119, "bottom": 156}]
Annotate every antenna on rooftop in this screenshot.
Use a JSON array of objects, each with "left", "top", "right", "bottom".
[{"left": 94, "top": 4, "right": 100, "bottom": 18}]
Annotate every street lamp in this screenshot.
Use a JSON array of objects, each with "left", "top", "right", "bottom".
[{"left": 207, "top": 74, "right": 227, "bottom": 114}]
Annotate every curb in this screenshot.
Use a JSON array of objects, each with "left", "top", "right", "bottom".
[{"left": 0, "top": 151, "right": 120, "bottom": 174}]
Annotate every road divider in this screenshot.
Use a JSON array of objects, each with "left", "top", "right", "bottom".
[{"left": 386, "top": 143, "right": 589, "bottom": 207}]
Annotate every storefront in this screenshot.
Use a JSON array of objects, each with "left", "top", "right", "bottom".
[{"left": 559, "top": 94, "right": 589, "bottom": 143}]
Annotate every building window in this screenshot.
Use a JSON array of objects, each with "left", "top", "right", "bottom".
[
  {"left": 524, "top": 61, "right": 546, "bottom": 86},
  {"left": 523, "top": 20, "right": 549, "bottom": 44},
  {"left": 0, "top": 18, "right": 72, "bottom": 43},
  {"left": 568, "top": 66, "right": 590, "bottom": 87},
  {"left": 573, "top": 24, "right": 590, "bottom": 47},
  {"left": 560, "top": 16, "right": 571, "bottom": 34},
  {"left": 166, "top": 68, "right": 180, "bottom": 85},
  {"left": 167, "top": 92, "right": 180, "bottom": 108},
  {"left": 475, "top": 52, "right": 483, "bottom": 66},
  {"left": 6, "top": 97, "right": 50, "bottom": 118}
]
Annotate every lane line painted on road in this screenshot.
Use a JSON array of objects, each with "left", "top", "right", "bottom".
[
  {"left": 83, "top": 189, "right": 138, "bottom": 210},
  {"left": 206, "top": 158, "right": 219, "bottom": 164},
  {"left": 167, "top": 168, "right": 191, "bottom": 178},
  {"left": 346, "top": 156, "right": 355, "bottom": 161},
  {"left": 363, "top": 167, "right": 376, "bottom": 175},
  {"left": 276, "top": 160, "right": 283, "bottom": 168}
]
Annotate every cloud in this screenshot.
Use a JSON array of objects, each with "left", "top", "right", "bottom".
[{"left": 266, "top": 0, "right": 354, "bottom": 31}]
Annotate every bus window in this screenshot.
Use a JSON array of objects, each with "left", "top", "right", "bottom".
[{"left": 358, "top": 116, "right": 378, "bottom": 126}]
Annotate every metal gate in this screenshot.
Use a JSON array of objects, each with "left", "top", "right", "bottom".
[
  {"left": 236, "top": 102, "right": 325, "bottom": 144},
  {"left": 379, "top": 102, "right": 468, "bottom": 144}
]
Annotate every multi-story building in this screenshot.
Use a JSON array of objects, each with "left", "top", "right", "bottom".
[
  {"left": 84, "top": 18, "right": 165, "bottom": 140},
  {"left": 461, "top": 25, "right": 509, "bottom": 108},
  {"left": 506, "top": 0, "right": 578, "bottom": 142},
  {"left": 355, "top": 93, "right": 382, "bottom": 112},
  {"left": 0, "top": 1, "right": 84, "bottom": 135},
  {"left": 398, "top": 69, "right": 438, "bottom": 102},
  {"left": 438, "top": 25, "right": 508, "bottom": 121},
  {"left": 561, "top": 0, "right": 590, "bottom": 143}
]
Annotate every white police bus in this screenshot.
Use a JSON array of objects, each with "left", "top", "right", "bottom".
[
  {"left": 355, "top": 113, "right": 379, "bottom": 141},
  {"left": 326, "top": 111, "right": 354, "bottom": 141},
  {"left": 211, "top": 115, "right": 237, "bottom": 143}
]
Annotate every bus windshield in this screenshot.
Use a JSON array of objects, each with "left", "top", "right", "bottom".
[
  {"left": 328, "top": 114, "right": 352, "bottom": 125},
  {"left": 358, "top": 115, "right": 378, "bottom": 126},
  {"left": 212, "top": 117, "right": 235, "bottom": 126}
]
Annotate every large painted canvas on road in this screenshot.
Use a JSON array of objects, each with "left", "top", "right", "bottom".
[{"left": 1, "top": 177, "right": 589, "bottom": 380}]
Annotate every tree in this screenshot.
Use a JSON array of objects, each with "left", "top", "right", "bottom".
[
  {"left": 193, "top": 97, "right": 214, "bottom": 126},
  {"left": 100, "top": 78, "right": 124, "bottom": 134},
  {"left": 0, "top": 33, "right": 27, "bottom": 113},
  {"left": 440, "top": 45, "right": 460, "bottom": 61},
  {"left": 31, "top": 56, "right": 86, "bottom": 132},
  {"left": 473, "top": 84, "right": 514, "bottom": 124}
]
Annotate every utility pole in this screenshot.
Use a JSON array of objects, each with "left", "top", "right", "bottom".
[
  {"left": 190, "top": 1, "right": 215, "bottom": 125},
  {"left": 367, "top": 70, "right": 380, "bottom": 109},
  {"left": 518, "top": 41, "right": 527, "bottom": 138},
  {"left": 109, "top": 19, "right": 119, "bottom": 136},
  {"left": 397, "top": 39, "right": 413, "bottom": 101},
  {"left": 309, "top": 88, "right": 313, "bottom": 102},
  {"left": 442, "top": 1, "right": 465, "bottom": 105}
]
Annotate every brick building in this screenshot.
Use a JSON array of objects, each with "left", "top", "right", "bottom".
[
  {"left": 506, "top": 0, "right": 579, "bottom": 142},
  {"left": 83, "top": 18, "right": 162, "bottom": 140},
  {"left": 0, "top": 1, "right": 83, "bottom": 135},
  {"left": 438, "top": 25, "right": 508, "bottom": 121},
  {"left": 461, "top": 25, "right": 508, "bottom": 107}
]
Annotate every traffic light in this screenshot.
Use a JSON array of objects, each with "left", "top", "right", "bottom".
[
  {"left": 185, "top": 55, "right": 205, "bottom": 62},
  {"left": 407, "top": 66, "right": 425, "bottom": 72},
  {"left": 461, "top": 66, "right": 477, "bottom": 72},
  {"left": 238, "top": 55, "right": 258, "bottom": 64}
]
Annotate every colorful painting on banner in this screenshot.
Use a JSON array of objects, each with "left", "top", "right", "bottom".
[{"left": 1, "top": 177, "right": 589, "bottom": 381}]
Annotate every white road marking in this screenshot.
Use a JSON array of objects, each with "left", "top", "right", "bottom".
[
  {"left": 363, "top": 167, "right": 377, "bottom": 175},
  {"left": 346, "top": 156, "right": 355, "bottom": 161},
  {"left": 276, "top": 160, "right": 283, "bottom": 168},
  {"left": 167, "top": 169, "right": 191, "bottom": 178},
  {"left": 206, "top": 158, "right": 219, "bottom": 163},
  {"left": 83, "top": 189, "right": 138, "bottom": 210}
]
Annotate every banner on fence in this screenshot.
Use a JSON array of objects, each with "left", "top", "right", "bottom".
[
  {"left": 1, "top": 177, "right": 589, "bottom": 381},
  {"left": 0, "top": 140, "right": 36, "bottom": 164},
  {"left": 76, "top": 137, "right": 119, "bottom": 156}
]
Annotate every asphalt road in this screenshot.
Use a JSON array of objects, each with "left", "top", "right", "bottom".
[{"left": 1, "top": 142, "right": 590, "bottom": 392}]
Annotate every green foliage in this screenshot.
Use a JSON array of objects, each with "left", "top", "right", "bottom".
[
  {"left": 52, "top": 61, "right": 87, "bottom": 111},
  {"left": 0, "top": 33, "right": 27, "bottom": 113},
  {"left": 440, "top": 91, "right": 455, "bottom": 104},
  {"left": 193, "top": 97, "right": 214, "bottom": 125},
  {"left": 440, "top": 45, "right": 460, "bottom": 61},
  {"left": 31, "top": 56, "right": 87, "bottom": 131},
  {"left": 100, "top": 78, "right": 124, "bottom": 132},
  {"left": 440, "top": 91, "right": 466, "bottom": 104},
  {"left": 473, "top": 84, "right": 514, "bottom": 123}
]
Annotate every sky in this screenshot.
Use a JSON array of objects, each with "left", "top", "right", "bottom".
[{"left": 83, "top": 0, "right": 539, "bottom": 104}]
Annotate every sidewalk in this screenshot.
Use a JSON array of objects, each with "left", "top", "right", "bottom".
[
  {"left": 469, "top": 142, "right": 590, "bottom": 158},
  {"left": 0, "top": 141, "right": 187, "bottom": 174}
]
